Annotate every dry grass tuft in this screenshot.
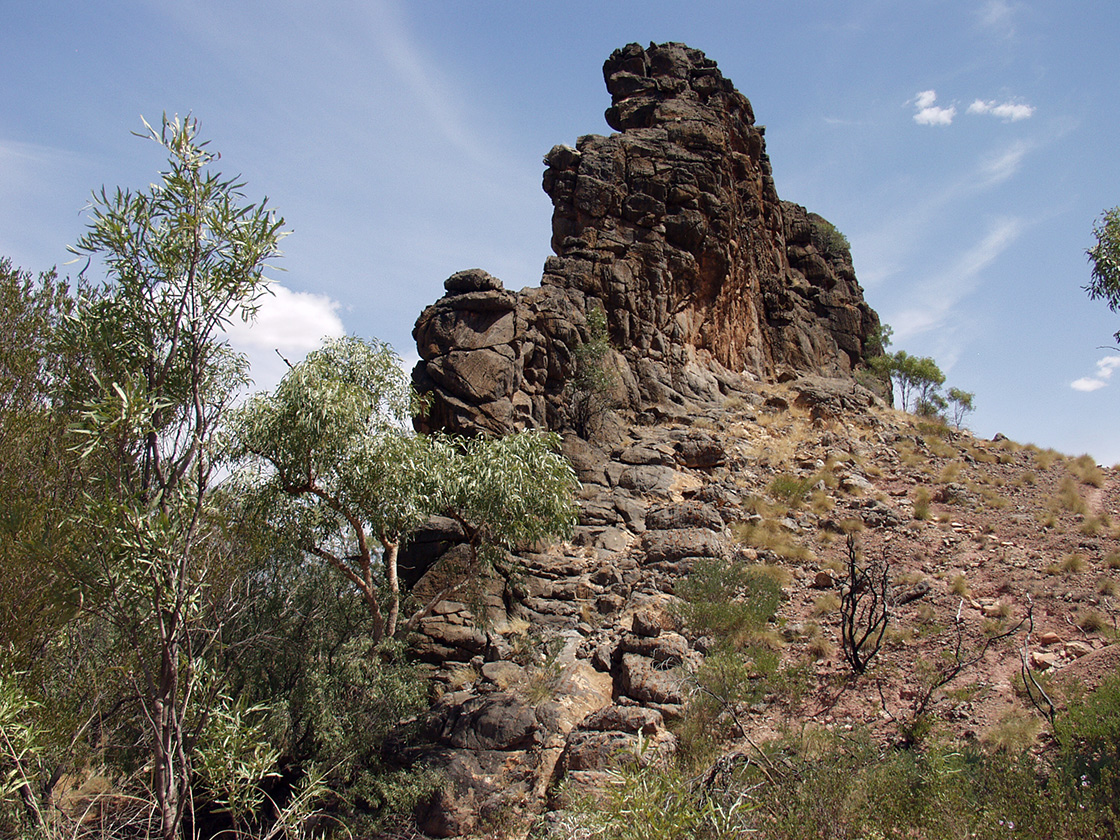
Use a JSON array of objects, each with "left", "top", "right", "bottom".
[
  {"left": 913, "top": 486, "right": 932, "bottom": 520},
  {"left": 1046, "top": 553, "right": 1087, "bottom": 575},
  {"left": 1049, "top": 477, "right": 1089, "bottom": 515},
  {"left": 1077, "top": 609, "right": 1109, "bottom": 633},
  {"left": 811, "top": 592, "right": 841, "bottom": 616},
  {"left": 1080, "top": 515, "right": 1111, "bottom": 536},
  {"left": 1070, "top": 454, "right": 1106, "bottom": 487},
  {"left": 1029, "top": 445, "right": 1064, "bottom": 471}
]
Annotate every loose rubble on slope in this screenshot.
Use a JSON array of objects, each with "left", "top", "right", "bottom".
[{"left": 395, "top": 377, "right": 1120, "bottom": 838}]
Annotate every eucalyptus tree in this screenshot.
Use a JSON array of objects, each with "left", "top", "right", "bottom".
[
  {"left": 64, "top": 115, "right": 285, "bottom": 840},
  {"left": 947, "top": 387, "right": 976, "bottom": 430},
  {"left": 869, "top": 350, "right": 946, "bottom": 414},
  {"left": 1087, "top": 206, "right": 1120, "bottom": 342},
  {"left": 0, "top": 261, "right": 78, "bottom": 654},
  {"left": 232, "top": 335, "right": 579, "bottom": 642}
]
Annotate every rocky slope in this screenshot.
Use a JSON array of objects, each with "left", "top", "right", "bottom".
[
  {"left": 397, "top": 376, "right": 1120, "bottom": 838},
  {"left": 391, "top": 42, "right": 1120, "bottom": 840}
]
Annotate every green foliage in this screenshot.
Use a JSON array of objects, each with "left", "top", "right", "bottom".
[
  {"left": 677, "top": 649, "right": 772, "bottom": 768},
  {"left": 674, "top": 559, "right": 783, "bottom": 766},
  {"left": 233, "top": 335, "right": 428, "bottom": 638},
  {"left": 61, "top": 113, "right": 286, "bottom": 840},
  {"left": 552, "top": 707, "right": 1120, "bottom": 840},
  {"left": 427, "top": 429, "right": 580, "bottom": 564},
  {"left": 947, "top": 387, "right": 975, "bottom": 430},
  {"left": 569, "top": 302, "right": 619, "bottom": 438},
  {"left": 869, "top": 350, "right": 946, "bottom": 414},
  {"left": 192, "top": 692, "right": 280, "bottom": 831},
  {"left": 233, "top": 334, "right": 579, "bottom": 639},
  {"left": 1087, "top": 206, "right": 1120, "bottom": 342},
  {"left": 0, "top": 261, "right": 86, "bottom": 660},
  {"left": 816, "top": 219, "right": 851, "bottom": 256},
  {"left": 0, "top": 673, "right": 45, "bottom": 834},
  {"left": 1056, "top": 671, "right": 1120, "bottom": 822},
  {"left": 767, "top": 473, "right": 816, "bottom": 507},
  {"left": 674, "top": 558, "right": 782, "bottom": 649},
  {"left": 218, "top": 546, "right": 431, "bottom": 833},
  {"left": 869, "top": 322, "right": 893, "bottom": 354},
  {"left": 548, "top": 759, "right": 730, "bottom": 840}
]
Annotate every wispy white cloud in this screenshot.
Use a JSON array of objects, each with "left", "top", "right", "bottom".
[
  {"left": 891, "top": 217, "right": 1024, "bottom": 341},
  {"left": 912, "top": 90, "right": 956, "bottom": 126},
  {"left": 364, "top": 0, "right": 496, "bottom": 168},
  {"left": 968, "top": 99, "right": 1035, "bottom": 122},
  {"left": 1071, "top": 356, "right": 1120, "bottom": 392},
  {"left": 978, "top": 140, "right": 1032, "bottom": 185},
  {"left": 855, "top": 140, "right": 1036, "bottom": 289},
  {"left": 224, "top": 284, "right": 346, "bottom": 393},
  {"left": 976, "top": 0, "right": 1019, "bottom": 39},
  {"left": 0, "top": 138, "right": 91, "bottom": 267}
]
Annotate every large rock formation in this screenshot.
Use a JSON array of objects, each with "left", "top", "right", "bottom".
[
  {"left": 414, "top": 42, "right": 882, "bottom": 437},
  {"left": 399, "top": 43, "right": 891, "bottom": 837}
]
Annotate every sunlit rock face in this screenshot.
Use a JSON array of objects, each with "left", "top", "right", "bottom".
[{"left": 413, "top": 42, "right": 882, "bottom": 437}]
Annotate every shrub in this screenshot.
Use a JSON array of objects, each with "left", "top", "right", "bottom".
[
  {"left": 768, "top": 473, "right": 816, "bottom": 507},
  {"left": 817, "top": 219, "right": 851, "bottom": 255},
  {"left": 674, "top": 558, "right": 783, "bottom": 650},
  {"left": 1056, "top": 671, "right": 1120, "bottom": 827},
  {"left": 568, "top": 303, "right": 619, "bottom": 437},
  {"left": 839, "top": 536, "right": 889, "bottom": 675},
  {"left": 547, "top": 759, "right": 716, "bottom": 840}
]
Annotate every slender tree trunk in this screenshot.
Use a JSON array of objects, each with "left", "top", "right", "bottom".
[
  {"left": 153, "top": 638, "right": 183, "bottom": 840},
  {"left": 384, "top": 541, "right": 400, "bottom": 638}
]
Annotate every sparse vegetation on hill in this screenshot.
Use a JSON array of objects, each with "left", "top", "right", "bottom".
[
  {"left": 4, "top": 41, "right": 1120, "bottom": 840},
  {"left": 534, "top": 387, "right": 1120, "bottom": 840}
]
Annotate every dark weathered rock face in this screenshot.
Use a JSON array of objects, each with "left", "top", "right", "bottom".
[{"left": 413, "top": 42, "right": 882, "bottom": 437}]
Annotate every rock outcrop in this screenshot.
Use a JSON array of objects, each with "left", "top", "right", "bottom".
[
  {"left": 413, "top": 42, "right": 882, "bottom": 438},
  {"left": 399, "top": 42, "right": 895, "bottom": 837}
]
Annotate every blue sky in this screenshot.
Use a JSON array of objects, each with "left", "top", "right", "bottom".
[{"left": 3, "top": 0, "right": 1119, "bottom": 463}]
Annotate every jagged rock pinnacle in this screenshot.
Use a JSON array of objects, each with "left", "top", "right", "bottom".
[{"left": 413, "top": 42, "right": 882, "bottom": 438}]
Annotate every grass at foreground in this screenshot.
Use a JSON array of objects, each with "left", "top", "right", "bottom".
[
  {"left": 536, "top": 671, "right": 1120, "bottom": 840},
  {"left": 538, "top": 732, "right": 1117, "bottom": 840}
]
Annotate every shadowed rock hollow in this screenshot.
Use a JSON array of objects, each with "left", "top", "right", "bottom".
[{"left": 413, "top": 41, "right": 883, "bottom": 438}]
